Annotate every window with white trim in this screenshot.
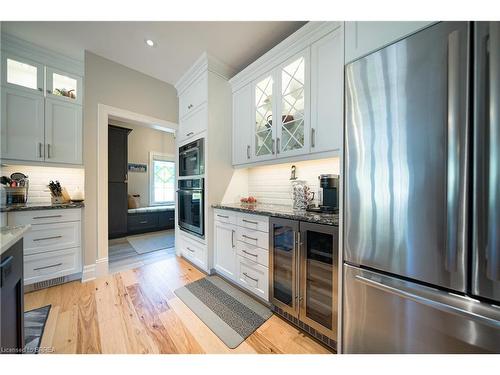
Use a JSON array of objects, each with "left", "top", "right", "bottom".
[{"left": 149, "top": 153, "right": 175, "bottom": 205}]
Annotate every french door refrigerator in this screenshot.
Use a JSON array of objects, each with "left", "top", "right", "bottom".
[{"left": 343, "top": 21, "right": 500, "bottom": 353}]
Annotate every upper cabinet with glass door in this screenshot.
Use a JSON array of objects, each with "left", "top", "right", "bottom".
[
  {"left": 277, "top": 50, "right": 310, "bottom": 157},
  {"left": 46, "top": 67, "right": 83, "bottom": 105},
  {"left": 2, "top": 54, "right": 44, "bottom": 95},
  {"left": 254, "top": 74, "right": 275, "bottom": 160},
  {"left": 230, "top": 22, "right": 343, "bottom": 166}
]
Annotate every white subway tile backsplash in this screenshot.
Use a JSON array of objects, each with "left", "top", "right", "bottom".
[
  {"left": 0, "top": 165, "right": 84, "bottom": 204},
  {"left": 247, "top": 158, "right": 340, "bottom": 206}
]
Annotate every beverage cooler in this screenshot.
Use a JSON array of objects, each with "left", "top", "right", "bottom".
[{"left": 269, "top": 218, "right": 338, "bottom": 342}]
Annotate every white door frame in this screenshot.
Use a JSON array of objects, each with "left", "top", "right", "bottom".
[{"left": 94, "top": 104, "right": 178, "bottom": 278}]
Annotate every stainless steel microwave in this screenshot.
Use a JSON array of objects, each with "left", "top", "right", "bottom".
[{"left": 179, "top": 138, "right": 204, "bottom": 177}]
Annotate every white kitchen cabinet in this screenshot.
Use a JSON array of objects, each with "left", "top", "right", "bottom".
[
  {"left": 7, "top": 208, "right": 82, "bottom": 286},
  {"left": 214, "top": 220, "right": 237, "bottom": 281},
  {"left": 177, "top": 104, "right": 207, "bottom": 144},
  {"left": 1, "top": 53, "right": 44, "bottom": 94},
  {"left": 179, "top": 233, "right": 208, "bottom": 271},
  {"left": 179, "top": 74, "right": 208, "bottom": 120},
  {"left": 236, "top": 256, "right": 269, "bottom": 301},
  {"left": 310, "top": 29, "right": 343, "bottom": 154},
  {"left": 276, "top": 49, "right": 310, "bottom": 158},
  {"left": 1, "top": 34, "right": 84, "bottom": 165},
  {"left": 252, "top": 72, "right": 276, "bottom": 161},
  {"left": 212, "top": 209, "right": 270, "bottom": 301},
  {"left": 345, "top": 21, "right": 435, "bottom": 63},
  {"left": 1, "top": 87, "right": 45, "bottom": 162},
  {"left": 251, "top": 49, "right": 311, "bottom": 161},
  {"left": 232, "top": 84, "right": 253, "bottom": 165},
  {"left": 230, "top": 22, "right": 343, "bottom": 166},
  {"left": 44, "top": 98, "right": 83, "bottom": 164},
  {"left": 46, "top": 66, "right": 83, "bottom": 105}
]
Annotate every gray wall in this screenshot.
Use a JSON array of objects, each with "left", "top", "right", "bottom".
[{"left": 83, "top": 51, "right": 178, "bottom": 267}]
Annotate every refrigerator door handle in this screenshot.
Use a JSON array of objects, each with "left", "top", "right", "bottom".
[
  {"left": 487, "top": 22, "right": 500, "bottom": 281},
  {"left": 354, "top": 274, "right": 500, "bottom": 329},
  {"left": 445, "top": 30, "right": 463, "bottom": 273}
]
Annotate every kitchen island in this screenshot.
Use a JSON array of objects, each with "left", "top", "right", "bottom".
[{"left": 1, "top": 225, "right": 29, "bottom": 353}]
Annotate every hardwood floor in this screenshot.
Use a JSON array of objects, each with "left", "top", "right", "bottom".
[{"left": 24, "top": 255, "right": 333, "bottom": 354}]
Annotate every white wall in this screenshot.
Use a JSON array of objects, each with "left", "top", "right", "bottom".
[
  {"left": 109, "top": 120, "right": 176, "bottom": 207},
  {"left": 84, "top": 51, "right": 178, "bottom": 267},
  {"left": 245, "top": 157, "right": 340, "bottom": 206},
  {"left": 0, "top": 165, "right": 84, "bottom": 203}
]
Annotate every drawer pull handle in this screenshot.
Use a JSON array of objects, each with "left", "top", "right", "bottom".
[
  {"left": 186, "top": 132, "right": 194, "bottom": 137},
  {"left": 243, "top": 272, "right": 259, "bottom": 283},
  {"left": 34, "top": 262, "right": 63, "bottom": 271},
  {"left": 242, "top": 250, "right": 258, "bottom": 258},
  {"left": 217, "top": 214, "right": 229, "bottom": 219},
  {"left": 186, "top": 247, "right": 195, "bottom": 252},
  {"left": 242, "top": 234, "right": 258, "bottom": 242},
  {"left": 33, "top": 235, "right": 63, "bottom": 242},
  {"left": 231, "top": 230, "right": 235, "bottom": 248},
  {"left": 242, "top": 219, "right": 258, "bottom": 225},
  {"left": 33, "top": 215, "right": 63, "bottom": 219},
  {"left": 139, "top": 221, "right": 148, "bottom": 224}
]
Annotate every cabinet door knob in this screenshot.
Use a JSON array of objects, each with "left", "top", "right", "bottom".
[
  {"left": 38, "top": 87, "right": 43, "bottom": 92},
  {"left": 47, "top": 89, "right": 52, "bottom": 94}
]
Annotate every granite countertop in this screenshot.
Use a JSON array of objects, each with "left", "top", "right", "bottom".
[
  {"left": 0, "top": 201, "right": 85, "bottom": 213},
  {"left": 0, "top": 225, "right": 30, "bottom": 255},
  {"left": 212, "top": 203, "right": 339, "bottom": 226}
]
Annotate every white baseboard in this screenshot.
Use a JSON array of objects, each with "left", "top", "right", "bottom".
[
  {"left": 95, "top": 257, "right": 109, "bottom": 277},
  {"left": 82, "top": 264, "right": 96, "bottom": 282}
]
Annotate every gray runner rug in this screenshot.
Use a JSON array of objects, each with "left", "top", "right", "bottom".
[
  {"left": 24, "top": 305, "right": 51, "bottom": 354},
  {"left": 174, "top": 276, "right": 272, "bottom": 349}
]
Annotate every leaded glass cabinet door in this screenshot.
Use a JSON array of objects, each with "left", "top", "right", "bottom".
[
  {"left": 299, "top": 222, "right": 338, "bottom": 340},
  {"left": 253, "top": 73, "right": 276, "bottom": 160},
  {"left": 277, "top": 49, "right": 310, "bottom": 157},
  {"left": 269, "top": 217, "right": 299, "bottom": 317}
]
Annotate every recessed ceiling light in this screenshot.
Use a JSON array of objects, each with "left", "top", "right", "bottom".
[{"left": 145, "top": 39, "right": 155, "bottom": 47}]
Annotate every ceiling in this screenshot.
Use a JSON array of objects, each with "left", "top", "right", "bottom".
[{"left": 1, "top": 21, "right": 306, "bottom": 85}]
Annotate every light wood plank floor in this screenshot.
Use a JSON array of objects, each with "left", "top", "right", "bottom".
[{"left": 24, "top": 256, "right": 333, "bottom": 354}]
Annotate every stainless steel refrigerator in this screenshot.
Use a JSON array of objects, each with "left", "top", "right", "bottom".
[{"left": 343, "top": 21, "right": 500, "bottom": 353}]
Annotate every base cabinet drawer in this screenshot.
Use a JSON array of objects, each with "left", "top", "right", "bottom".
[
  {"left": 24, "top": 247, "right": 81, "bottom": 285},
  {"left": 237, "top": 214, "right": 268, "bottom": 233},
  {"left": 236, "top": 241, "right": 269, "bottom": 268},
  {"left": 237, "top": 227, "right": 269, "bottom": 250},
  {"left": 236, "top": 256, "right": 269, "bottom": 301},
  {"left": 214, "top": 209, "right": 237, "bottom": 225},
  {"left": 128, "top": 213, "right": 159, "bottom": 232},
  {"left": 180, "top": 235, "right": 207, "bottom": 270},
  {"left": 23, "top": 221, "right": 81, "bottom": 255},
  {"left": 8, "top": 208, "right": 81, "bottom": 225}
]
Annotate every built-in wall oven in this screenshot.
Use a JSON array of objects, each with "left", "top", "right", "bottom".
[
  {"left": 179, "top": 138, "right": 204, "bottom": 177},
  {"left": 178, "top": 178, "right": 204, "bottom": 237}
]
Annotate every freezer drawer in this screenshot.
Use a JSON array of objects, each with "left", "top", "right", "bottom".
[{"left": 343, "top": 264, "right": 500, "bottom": 353}]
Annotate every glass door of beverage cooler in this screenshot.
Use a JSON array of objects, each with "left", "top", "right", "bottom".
[
  {"left": 299, "top": 222, "right": 338, "bottom": 340},
  {"left": 269, "top": 217, "right": 299, "bottom": 317}
]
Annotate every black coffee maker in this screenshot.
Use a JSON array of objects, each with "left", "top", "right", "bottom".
[{"left": 307, "top": 174, "right": 339, "bottom": 214}]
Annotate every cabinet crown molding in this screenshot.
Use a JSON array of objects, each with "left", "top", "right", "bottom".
[
  {"left": 1, "top": 33, "right": 85, "bottom": 76},
  {"left": 175, "top": 52, "right": 235, "bottom": 96},
  {"left": 229, "top": 21, "right": 342, "bottom": 93}
]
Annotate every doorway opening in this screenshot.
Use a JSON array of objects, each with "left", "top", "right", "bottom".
[{"left": 95, "top": 104, "right": 177, "bottom": 278}]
